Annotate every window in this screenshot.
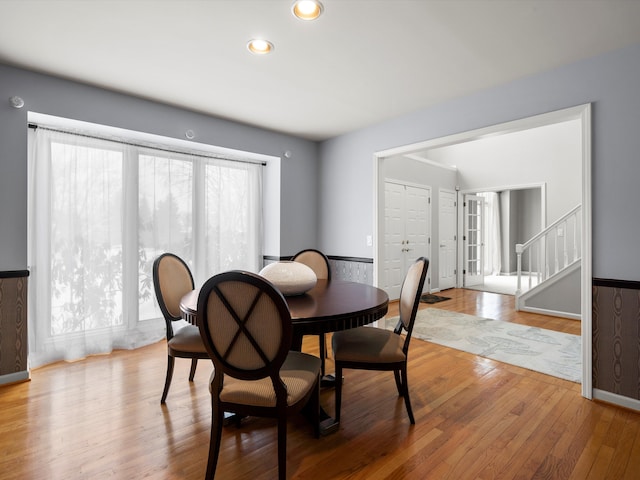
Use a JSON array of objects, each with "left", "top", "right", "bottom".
[{"left": 28, "top": 126, "right": 263, "bottom": 367}]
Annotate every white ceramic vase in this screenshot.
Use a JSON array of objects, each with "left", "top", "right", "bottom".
[{"left": 259, "top": 261, "right": 317, "bottom": 296}]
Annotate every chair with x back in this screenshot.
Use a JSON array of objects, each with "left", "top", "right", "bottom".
[
  {"left": 291, "top": 249, "right": 331, "bottom": 375},
  {"left": 332, "top": 257, "right": 428, "bottom": 425},
  {"left": 153, "top": 253, "right": 209, "bottom": 404},
  {"left": 197, "top": 270, "right": 321, "bottom": 480}
]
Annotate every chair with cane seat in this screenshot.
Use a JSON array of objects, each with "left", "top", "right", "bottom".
[
  {"left": 332, "top": 257, "right": 429, "bottom": 424},
  {"left": 292, "top": 249, "right": 331, "bottom": 375},
  {"left": 153, "top": 252, "right": 209, "bottom": 404},
  {"left": 197, "top": 270, "right": 321, "bottom": 480}
]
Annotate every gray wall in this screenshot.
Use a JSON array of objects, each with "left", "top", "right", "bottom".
[
  {"left": 318, "top": 42, "right": 640, "bottom": 283},
  {"left": 511, "top": 188, "right": 542, "bottom": 273},
  {"left": 492, "top": 188, "right": 542, "bottom": 274},
  {"left": 500, "top": 192, "right": 515, "bottom": 273},
  {"left": 0, "top": 63, "right": 319, "bottom": 270},
  {"left": 524, "top": 266, "right": 582, "bottom": 316},
  {"left": 516, "top": 189, "right": 542, "bottom": 246}
]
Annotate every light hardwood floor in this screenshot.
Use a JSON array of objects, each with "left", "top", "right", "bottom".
[
  {"left": 398, "top": 288, "right": 582, "bottom": 336},
  {"left": 1, "top": 289, "right": 637, "bottom": 479}
]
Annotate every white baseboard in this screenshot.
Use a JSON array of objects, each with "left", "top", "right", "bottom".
[
  {"left": 593, "top": 388, "right": 640, "bottom": 412},
  {"left": 519, "top": 305, "right": 581, "bottom": 321},
  {"left": 0, "top": 370, "right": 30, "bottom": 386}
]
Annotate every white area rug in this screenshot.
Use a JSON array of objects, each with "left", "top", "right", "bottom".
[{"left": 382, "top": 307, "right": 581, "bottom": 383}]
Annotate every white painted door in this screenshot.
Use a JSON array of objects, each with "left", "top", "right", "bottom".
[
  {"left": 384, "top": 182, "right": 405, "bottom": 297},
  {"left": 464, "top": 194, "right": 484, "bottom": 287},
  {"left": 405, "top": 185, "right": 430, "bottom": 290},
  {"left": 383, "top": 181, "right": 430, "bottom": 299},
  {"left": 438, "top": 189, "right": 457, "bottom": 290}
]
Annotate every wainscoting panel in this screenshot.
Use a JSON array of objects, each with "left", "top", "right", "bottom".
[
  {"left": 592, "top": 279, "right": 640, "bottom": 401},
  {"left": 328, "top": 257, "right": 373, "bottom": 285},
  {"left": 0, "top": 271, "right": 29, "bottom": 384}
]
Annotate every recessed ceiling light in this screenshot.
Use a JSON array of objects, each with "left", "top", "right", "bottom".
[
  {"left": 247, "top": 39, "right": 274, "bottom": 55},
  {"left": 292, "top": 0, "right": 324, "bottom": 21}
]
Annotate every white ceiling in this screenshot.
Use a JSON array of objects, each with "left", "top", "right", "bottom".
[{"left": 2, "top": 1, "right": 640, "bottom": 141}]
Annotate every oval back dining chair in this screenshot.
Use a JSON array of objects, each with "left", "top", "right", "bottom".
[
  {"left": 197, "top": 270, "right": 321, "bottom": 480},
  {"left": 292, "top": 249, "right": 331, "bottom": 281},
  {"left": 292, "top": 249, "right": 331, "bottom": 375},
  {"left": 332, "top": 257, "right": 429, "bottom": 425},
  {"left": 152, "top": 253, "right": 209, "bottom": 404}
]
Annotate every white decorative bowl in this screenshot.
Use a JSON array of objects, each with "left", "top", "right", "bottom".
[{"left": 259, "top": 261, "right": 317, "bottom": 296}]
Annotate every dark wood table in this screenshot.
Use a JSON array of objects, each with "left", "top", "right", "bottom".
[{"left": 180, "top": 279, "right": 389, "bottom": 434}]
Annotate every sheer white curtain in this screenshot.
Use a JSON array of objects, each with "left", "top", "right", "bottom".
[
  {"left": 480, "top": 192, "right": 502, "bottom": 276},
  {"left": 28, "top": 127, "right": 262, "bottom": 368}
]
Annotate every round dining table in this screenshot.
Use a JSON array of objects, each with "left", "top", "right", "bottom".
[
  {"left": 180, "top": 279, "right": 389, "bottom": 349},
  {"left": 179, "top": 278, "right": 389, "bottom": 434}
]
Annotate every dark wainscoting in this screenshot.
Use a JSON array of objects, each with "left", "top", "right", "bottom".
[
  {"left": 0, "top": 270, "right": 29, "bottom": 385},
  {"left": 593, "top": 278, "right": 640, "bottom": 401}
]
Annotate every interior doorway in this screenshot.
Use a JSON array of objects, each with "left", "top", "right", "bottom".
[
  {"left": 373, "top": 104, "right": 592, "bottom": 399},
  {"left": 461, "top": 186, "right": 545, "bottom": 295}
]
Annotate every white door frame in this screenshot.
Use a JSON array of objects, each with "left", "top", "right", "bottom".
[{"left": 373, "top": 104, "right": 592, "bottom": 400}]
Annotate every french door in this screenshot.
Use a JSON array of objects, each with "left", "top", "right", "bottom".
[{"left": 464, "top": 194, "right": 484, "bottom": 287}]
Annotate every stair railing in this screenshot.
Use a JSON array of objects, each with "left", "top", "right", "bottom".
[{"left": 516, "top": 205, "right": 581, "bottom": 295}]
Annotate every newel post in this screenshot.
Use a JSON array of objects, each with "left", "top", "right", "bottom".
[{"left": 515, "top": 244, "right": 523, "bottom": 303}]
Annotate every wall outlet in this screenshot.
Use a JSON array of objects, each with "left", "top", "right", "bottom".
[{"left": 366, "top": 235, "right": 373, "bottom": 246}]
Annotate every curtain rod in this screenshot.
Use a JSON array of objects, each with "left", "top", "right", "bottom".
[{"left": 28, "top": 123, "right": 267, "bottom": 166}]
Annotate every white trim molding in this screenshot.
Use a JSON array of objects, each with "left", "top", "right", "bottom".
[
  {"left": 0, "top": 370, "right": 30, "bottom": 386},
  {"left": 593, "top": 389, "right": 640, "bottom": 413},
  {"left": 373, "top": 103, "right": 593, "bottom": 400}
]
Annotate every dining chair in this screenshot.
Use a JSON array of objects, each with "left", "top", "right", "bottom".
[
  {"left": 152, "top": 253, "right": 209, "bottom": 404},
  {"left": 332, "top": 256, "right": 429, "bottom": 425},
  {"left": 197, "top": 270, "right": 321, "bottom": 480},
  {"left": 291, "top": 249, "right": 331, "bottom": 375}
]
